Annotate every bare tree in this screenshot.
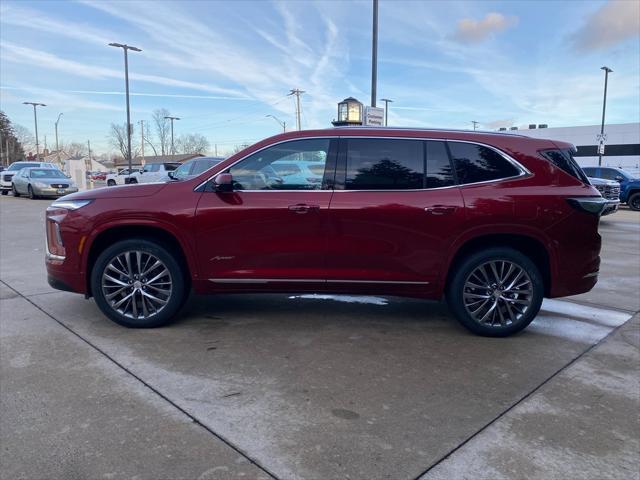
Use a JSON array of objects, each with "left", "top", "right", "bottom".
[
  {"left": 13, "top": 124, "right": 35, "bottom": 153},
  {"left": 232, "top": 143, "right": 250, "bottom": 154},
  {"left": 152, "top": 108, "right": 171, "bottom": 155},
  {"left": 176, "top": 133, "right": 210, "bottom": 154},
  {"left": 66, "top": 142, "right": 88, "bottom": 159},
  {"left": 108, "top": 123, "right": 138, "bottom": 160}
]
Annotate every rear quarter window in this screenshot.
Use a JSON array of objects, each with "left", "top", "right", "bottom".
[
  {"left": 448, "top": 142, "right": 520, "bottom": 185},
  {"left": 540, "top": 149, "right": 589, "bottom": 184}
]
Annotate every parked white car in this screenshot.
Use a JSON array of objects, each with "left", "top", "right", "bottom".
[
  {"left": 1, "top": 161, "right": 58, "bottom": 195},
  {"left": 106, "top": 168, "right": 136, "bottom": 186},
  {"left": 131, "top": 162, "right": 181, "bottom": 184}
]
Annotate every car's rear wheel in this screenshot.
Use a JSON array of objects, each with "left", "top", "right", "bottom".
[
  {"left": 446, "top": 247, "right": 544, "bottom": 337},
  {"left": 28, "top": 185, "right": 36, "bottom": 199},
  {"left": 628, "top": 192, "right": 640, "bottom": 211},
  {"left": 107, "top": 179, "right": 116, "bottom": 186},
  {"left": 91, "top": 239, "right": 187, "bottom": 328},
  {"left": 12, "top": 185, "right": 20, "bottom": 197}
]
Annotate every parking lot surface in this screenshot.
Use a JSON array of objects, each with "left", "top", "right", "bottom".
[{"left": 1, "top": 195, "right": 638, "bottom": 480}]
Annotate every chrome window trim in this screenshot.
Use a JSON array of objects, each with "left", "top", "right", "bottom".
[
  {"left": 195, "top": 136, "right": 531, "bottom": 192},
  {"left": 209, "top": 278, "right": 429, "bottom": 285}
]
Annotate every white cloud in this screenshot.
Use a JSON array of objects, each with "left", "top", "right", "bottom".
[
  {"left": 0, "top": 42, "right": 249, "bottom": 98},
  {"left": 571, "top": 0, "right": 640, "bottom": 51},
  {"left": 451, "top": 12, "right": 518, "bottom": 44}
]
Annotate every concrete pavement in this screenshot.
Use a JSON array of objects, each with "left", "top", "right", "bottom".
[{"left": 1, "top": 195, "right": 638, "bottom": 479}]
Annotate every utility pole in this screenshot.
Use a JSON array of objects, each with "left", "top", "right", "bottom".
[
  {"left": 371, "top": 0, "right": 379, "bottom": 108},
  {"left": 288, "top": 89, "right": 305, "bottom": 131},
  {"left": 55, "top": 113, "right": 63, "bottom": 169},
  {"left": 598, "top": 66, "right": 613, "bottom": 166},
  {"left": 214, "top": 144, "right": 218, "bottom": 157},
  {"left": 471, "top": 120, "right": 479, "bottom": 131},
  {"left": 380, "top": 98, "right": 393, "bottom": 126},
  {"left": 23, "top": 102, "right": 46, "bottom": 161},
  {"left": 164, "top": 116, "right": 180, "bottom": 155},
  {"left": 139, "top": 120, "right": 145, "bottom": 163},
  {"left": 109, "top": 42, "right": 142, "bottom": 178}
]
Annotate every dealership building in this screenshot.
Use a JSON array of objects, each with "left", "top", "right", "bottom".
[{"left": 509, "top": 123, "right": 639, "bottom": 171}]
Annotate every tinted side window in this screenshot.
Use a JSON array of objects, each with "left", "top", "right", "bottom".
[
  {"left": 345, "top": 138, "right": 423, "bottom": 190},
  {"left": 540, "top": 149, "right": 589, "bottom": 184},
  {"left": 582, "top": 167, "right": 597, "bottom": 177},
  {"left": 426, "top": 141, "right": 454, "bottom": 188},
  {"left": 449, "top": 142, "right": 520, "bottom": 185}
]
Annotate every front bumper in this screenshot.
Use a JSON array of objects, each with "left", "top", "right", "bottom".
[
  {"left": 34, "top": 186, "right": 79, "bottom": 197},
  {"left": 601, "top": 200, "right": 620, "bottom": 216}
]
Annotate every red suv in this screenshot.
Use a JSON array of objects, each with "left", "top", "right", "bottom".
[{"left": 45, "top": 128, "right": 605, "bottom": 336}]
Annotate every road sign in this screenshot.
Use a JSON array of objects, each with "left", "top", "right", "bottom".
[
  {"left": 364, "top": 106, "right": 384, "bottom": 126},
  {"left": 598, "top": 142, "right": 605, "bottom": 155}
]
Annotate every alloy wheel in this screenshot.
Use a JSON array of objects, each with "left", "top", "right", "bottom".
[
  {"left": 101, "top": 250, "right": 173, "bottom": 320},
  {"left": 462, "top": 260, "right": 533, "bottom": 328}
]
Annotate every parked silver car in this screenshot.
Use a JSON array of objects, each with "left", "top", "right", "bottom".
[{"left": 11, "top": 167, "right": 78, "bottom": 199}]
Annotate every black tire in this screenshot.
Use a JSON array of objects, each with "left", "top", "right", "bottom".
[
  {"left": 12, "top": 185, "right": 20, "bottom": 197},
  {"left": 107, "top": 180, "right": 116, "bottom": 186},
  {"left": 628, "top": 192, "right": 640, "bottom": 212},
  {"left": 90, "top": 238, "right": 187, "bottom": 328},
  {"left": 1, "top": 190, "right": 7, "bottom": 196},
  {"left": 28, "top": 185, "right": 36, "bottom": 199},
  {"left": 446, "top": 247, "right": 544, "bottom": 337},
  {"left": 128, "top": 178, "right": 137, "bottom": 184}
]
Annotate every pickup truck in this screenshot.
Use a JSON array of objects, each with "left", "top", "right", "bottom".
[{"left": 583, "top": 167, "right": 640, "bottom": 211}]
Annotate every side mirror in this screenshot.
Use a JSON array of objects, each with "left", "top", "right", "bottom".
[
  {"left": 213, "top": 173, "right": 233, "bottom": 192},
  {"left": 614, "top": 175, "right": 624, "bottom": 182}
]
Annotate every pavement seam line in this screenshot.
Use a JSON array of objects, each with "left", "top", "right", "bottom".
[
  {"left": 411, "top": 310, "right": 634, "bottom": 480},
  {"left": 0, "top": 280, "right": 281, "bottom": 480}
]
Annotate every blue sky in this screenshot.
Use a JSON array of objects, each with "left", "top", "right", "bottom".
[{"left": 1, "top": 0, "right": 639, "bottom": 155}]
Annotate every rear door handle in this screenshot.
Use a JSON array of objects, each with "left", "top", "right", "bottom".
[
  {"left": 288, "top": 204, "right": 320, "bottom": 214},
  {"left": 425, "top": 205, "right": 457, "bottom": 215}
]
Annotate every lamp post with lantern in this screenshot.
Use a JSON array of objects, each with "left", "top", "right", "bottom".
[{"left": 332, "top": 97, "right": 364, "bottom": 127}]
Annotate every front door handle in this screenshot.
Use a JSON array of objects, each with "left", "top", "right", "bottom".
[
  {"left": 288, "top": 204, "right": 320, "bottom": 214},
  {"left": 425, "top": 205, "right": 458, "bottom": 215}
]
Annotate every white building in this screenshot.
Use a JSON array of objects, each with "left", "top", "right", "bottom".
[{"left": 513, "top": 123, "right": 639, "bottom": 171}]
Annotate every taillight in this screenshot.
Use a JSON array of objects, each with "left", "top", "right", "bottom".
[{"left": 566, "top": 197, "right": 608, "bottom": 216}]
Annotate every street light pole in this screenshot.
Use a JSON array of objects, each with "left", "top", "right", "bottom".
[
  {"left": 55, "top": 113, "right": 63, "bottom": 169},
  {"left": 164, "top": 116, "right": 180, "bottom": 155},
  {"left": 109, "top": 42, "right": 141, "bottom": 176},
  {"left": 598, "top": 66, "right": 613, "bottom": 167},
  {"left": 371, "top": 0, "right": 379, "bottom": 108},
  {"left": 471, "top": 120, "right": 479, "bottom": 131},
  {"left": 266, "top": 115, "right": 286, "bottom": 132},
  {"left": 380, "top": 98, "right": 393, "bottom": 126},
  {"left": 23, "top": 102, "right": 46, "bottom": 161}
]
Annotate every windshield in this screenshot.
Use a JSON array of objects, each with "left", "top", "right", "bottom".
[
  {"left": 8, "top": 162, "right": 40, "bottom": 171},
  {"left": 29, "top": 169, "right": 66, "bottom": 178}
]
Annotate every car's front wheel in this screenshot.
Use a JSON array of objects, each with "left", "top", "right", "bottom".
[
  {"left": 628, "top": 192, "right": 640, "bottom": 211},
  {"left": 446, "top": 247, "right": 544, "bottom": 337},
  {"left": 91, "top": 239, "right": 187, "bottom": 328},
  {"left": 12, "top": 185, "right": 20, "bottom": 197},
  {"left": 107, "top": 179, "right": 116, "bottom": 186},
  {"left": 1, "top": 190, "right": 7, "bottom": 196}
]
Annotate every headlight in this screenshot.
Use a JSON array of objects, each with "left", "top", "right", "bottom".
[
  {"left": 34, "top": 181, "right": 48, "bottom": 188},
  {"left": 50, "top": 199, "right": 93, "bottom": 210}
]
